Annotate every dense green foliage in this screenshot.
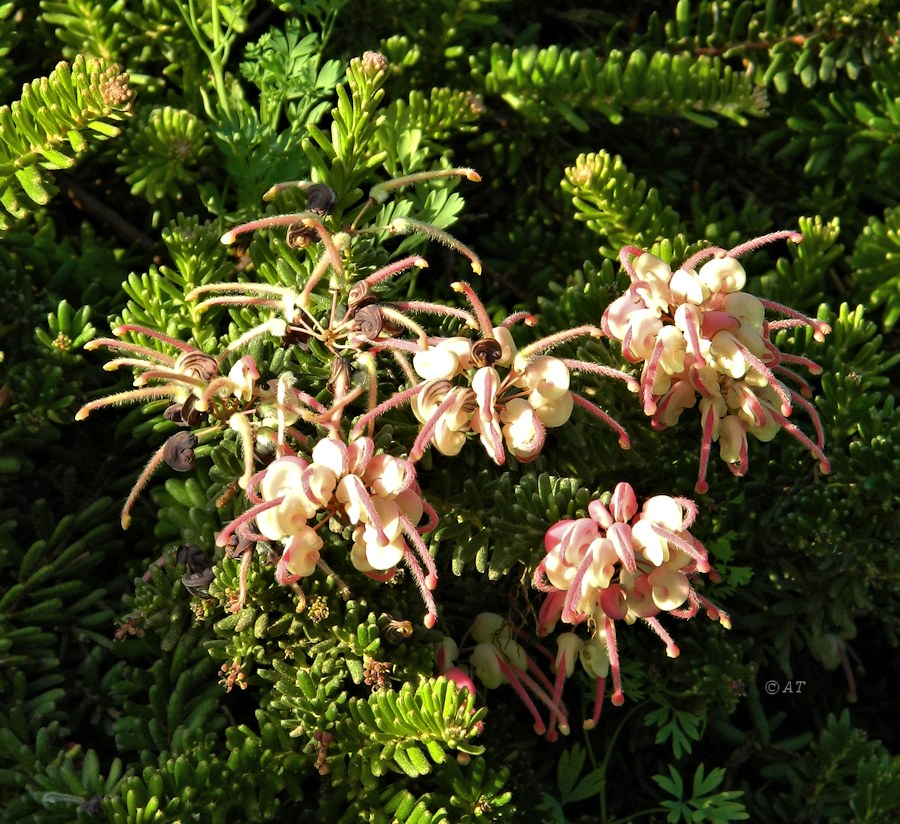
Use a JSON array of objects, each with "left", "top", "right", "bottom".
[{"left": 1, "top": 1, "right": 898, "bottom": 822}]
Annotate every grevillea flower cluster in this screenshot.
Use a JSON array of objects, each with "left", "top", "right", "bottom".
[
  {"left": 603, "top": 232, "right": 832, "bottom": 492},
  {"left": 533, "top": 482, "right": 727, "bottom": 714},
  {"left": 75, "top": 325, "right": 262, "bottom": 527},
  {"left": 354, "top": 280, "right": 637, "bottom": 465},
  {"left": 455, "top": 483, "right": 727, "bottom": 738},
  {"left": 77, "top": 145, "right": 830, "bottom": 746},
  {"left": 217, "top": 434, "right": 440, "bottom": 627}
]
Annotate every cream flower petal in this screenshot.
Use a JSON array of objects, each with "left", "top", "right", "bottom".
[
  {"left": 336, "top": 474, "right": 369, "bottom": 524},
  {"left": 529, "top": 389, "right": 573, "bottom": 428},
  {"left": 395, "top": 488, "right": 424, "bottom": 527},
  {"left": 301, "top": 464, "right": 337, "bottom": 511},
  {"left": 627, "top": 309, "right": 664, "bottom": 360},
  {"left": 631, "top": 519, "right": 669, "bottom": 566},
  {"left": 699, "top": 256, "right": 746, "bottom": 293},
  {"left": 500, "top": 397, "right": 543, "bottom": 459},
  {"left": 555, "top": 633, "right": 584, "bottom": 677},
  {"left": 648, "top": 567, "right": 691, "bottom": 611},
  {"left": 641, "top": 495, "right": 684, "bottom": 531},
  {"left": 718, "top": 414, "right": 747, "bottom": 463},
  {"left": 585, "top": 538, "right": 618, "bottom": 589},
  {"left": 364, "top": 454, "right": 409, "bottom": 497},
  {"left": 413, "top": 340, "right": 467, "bottom": 380},
  {"left": 363, "top": 531, "right": 405, "bottom": 570},
  {"left": 350, "top": 526, "right": 373, "bottom": 572},
  {"left": 604, "top": 291, "right": 646, "bottom": 339},
  {"left": 282, "top": 526, "right": 324, "bottom": 578},
  {"left": 711, "top": 331, "right": 749, "bottom": 379},
  {"left": 472, "top": 366, "right": 504, "bottom": 463},
  {"left": 610, "top": 482, "right": 638, "bottom": 523},
  {"left": 471, "top": 643, "right": 506, "bottom": 688},
  {"left": 669, "top": 268, "right": 707, "bottom": 305},
  {"left": 520, "top": 356, "right": 570, "bottom": 399},
  {"left": 578, "top": 637, "right": 610, "bottom": 679},
  {"left": 311, "top": 437, "right": 349, "bottom": 477},
  {"left": 492, "top": 326, "right": 517, "bottom": 366},
  {"left": 433, "top": 419, "right": 467, "bottom": 456},
  {"left": 261, "top": 456, "right": 308, "bottom": 501}
]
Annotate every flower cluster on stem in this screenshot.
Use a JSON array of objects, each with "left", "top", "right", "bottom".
[
  {"left": 463, "top": 613, "right": 573, "bottom": 741},
  {"left": 354, "top": 281, "right": 638, "bottom": 465},
  {"left": 532, "top": 482, "right": 727, "bottom": 724},
  {"left": 217, "top": 434, "right": 440, "bottom": 627},
  {"left": 603, "top": 232, "right": 831, "bottom": 492},
  {"left": 78, "top": 161, "right": 821, "bottom": 741}
]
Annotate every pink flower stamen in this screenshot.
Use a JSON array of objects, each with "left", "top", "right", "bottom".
[
  {"left": 788, "top": 390, "right": 826, "bottom": 449},
  {"left": 399, "top": 513, "right": 438, "bottom": 590},
  {"left": 85, "top": 339, "right": 176, "bottom": 365},
  {"left": 604, "top": 618, "right": 625, "bottom": 706},
  {"left": 494, "top": 657, "right": 548, "bottom": 736},
  {"left": 696, "top": 403, "right": 717, "bottom": 494},
  {"left": 619, "top": 245, "right": 644, "bottom": 279},
  {"left": 517, "top": 325, "right": 602, "bottom": 361},
  {"left": 767, "top": 408, "right": 832, "bottom": 474},
  {"left": 642, "top": 616, "right": 680, "bottom": 658},
  {"left": 775, "top": 351, "right": 824, "bottom": 376},
  {"left": 726, "top": 230, "right": 802, "bottom": 259},
  {"left": 696, "top": 594, "right": 731, "bottom": 629},
  {"left": 731, "top": 340, "right": 793, "bottom": 416},
  {"left": 499, "top": 657, "right": 570, "bottom": 740},
  {"left": 76, "top": 386, "right": 187, "bottom": 421},
  {"left": 361, "top": 255, "right": 429, "bottom": 287},
  {"left": 350, "top": 382, "right": 427, "bottom": 440},
  {"left": 584, "top": 677, "right": 606, "bottom": 731},
  {"left": 775, "top": 365, "right": 814, "bottom": 397},
  {"left": 546, "top": 653, "right": 570, "bottom": 740},
  {"left": 216, "top": 496, "right": 285, "bottom": 548},
  {"left": 607, "top": 522, "right": 637, "bottom": 574},
  {"left": 451, "top": 281, "right": 494, "bottom": 338},
  {"left": 758, "top": 298, "right": 831, "bottom": 342},
  {"left": 680, "top": 245, "right": 727, "bottom": 271},
  {"left": 343, "top": 475, "right": 387, "bottom": 543},
  {"left": 401, "top": 543, "right": 438, "bottom": 628},
  {"left": 570, "top": 392, "right": 631, "bottom": 449},
  {"left": 501, "top": 311, "right": 538, "bottom": 328},
  {"left": 560, "top": 358, "right": 640, "bottom": 393},
  {"left": 418, "top": 498, "right": 439, "bottom": 533},
  {"left": 678, "top": 308, "right": 707, "bottom": 367},
  {"left": 112, "top": 324, "right": 195, "bottom": 352},
  {"left": 672, "top": 496, "right": 699, "bottom": 530},
  {"left": 561, "top": 550, "right": 595, "bottom": 624},
  {"left": 245, "top": 468, "right": 268, "bottom": 504},
  {"left": 391, "top": 300, "right": 476, "bottom": 327},
  {"left": 219, "top": 211, "right": 323, "bottom": 245},
  {"left": 642, "top": 336, "right": 666, "bottom": 415}
]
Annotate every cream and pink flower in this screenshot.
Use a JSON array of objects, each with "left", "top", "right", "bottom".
[
  {"left": 466, "top": 612, "right": 572, "bottom": 741},
  {"left": 603, "top": 232, "right": 832, "bottom": 493},
  {"left": 217, "top": 434, "right": 440, "bottom": 626},
  {"left": 533, "top": 482, "right": 728, "bottom": 720},
  {"left": 356, "top": 281, "right": 638, "bottom": 465}
]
